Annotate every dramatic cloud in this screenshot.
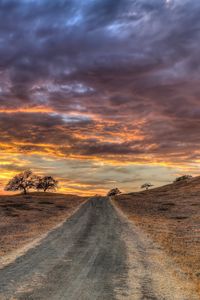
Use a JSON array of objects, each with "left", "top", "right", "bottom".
[{"left": 0, "top": 0, "right": 200, "bottom": 194}]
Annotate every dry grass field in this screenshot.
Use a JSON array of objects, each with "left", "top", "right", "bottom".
[
  {"left": 0, "top": 192, "right": 86, "bottom": 266},
  {"left": 114, "top": 177, "right": 200, "bottom": 294}
]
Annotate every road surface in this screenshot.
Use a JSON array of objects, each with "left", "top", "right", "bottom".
[{"left": 0, "top": 197, "right": 198, "bottom": 300}]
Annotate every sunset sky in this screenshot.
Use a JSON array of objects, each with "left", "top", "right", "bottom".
[{"left": 0, "top": 0, "right": 200, "bottom": 195}]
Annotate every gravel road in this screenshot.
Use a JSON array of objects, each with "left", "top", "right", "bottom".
[{"left": 0, "top": 197, "right": 198, "bottom": 300}]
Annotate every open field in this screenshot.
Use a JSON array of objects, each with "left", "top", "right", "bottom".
[
  {"left": 114, "top": 177, "right": 200, "bottom": 294},
  {"left": 0, "top": 192, "right": 86, "bottom": 266}
]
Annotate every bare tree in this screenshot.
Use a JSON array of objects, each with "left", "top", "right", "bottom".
[
  {"left": 174, "top": 175, "right": 192, "bottom": 183},
  {"left": 141, "top": 183, "right": 154, "bottom": 190},
  {"left": 4, "top": 170, "right": 37, "bottom": 195},
  {"left": 36, "top": 176, "right": 58, "bottom": 192},
  {"left": 107, "top": 188, "right": 121, "bottom": 197}
]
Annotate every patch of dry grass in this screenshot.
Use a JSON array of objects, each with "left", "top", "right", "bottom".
[
  {"left": 114, "top": 177, "right": 200, "bottom": 294},
  {"left": 0, "top": 192, "right": 87, "bottom": 260}
]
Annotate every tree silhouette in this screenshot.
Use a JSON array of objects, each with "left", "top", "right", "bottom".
[
  {"left": 141, "top": 183, "right": 153, "bottom": 190},
  {"left": 174, "top": 175, "right": 192, "bottom": 183},
  {"left": 107, "top": 188, "right": 121, "bottom": 197},
  {"left": 5, "top": 170, "right": 37, "bottom": 195},
  {"left": 36, "top": 176, "right": 58, "bottom": 192}
]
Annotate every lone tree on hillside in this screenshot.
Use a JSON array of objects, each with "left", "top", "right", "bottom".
[
  {"left": 4, "top": 170, "right": 37, "bottom": 195},
  {"left": 141, "top": 183, "right": 154, "bottom": 190},
  {"left": 36, "top": 176, "right": 58, "bottom": 192},
  {"left": 174, "top": 175, "right": 193, "bottom": 183},
  {"left": 107, "top": 188, "right": 121, "bottom": 197}
]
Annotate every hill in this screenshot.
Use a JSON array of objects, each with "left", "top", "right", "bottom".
[
  {"left": 0, "top": 192, "right": 86, "bottom": 267},
  {"left": 114, "top": 176, "right": 200, "bottom": 294}
]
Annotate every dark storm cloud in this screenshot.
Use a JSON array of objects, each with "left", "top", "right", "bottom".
[
  {"left": 70, "top": 140, "right": 142, "bottom": 156},
  {"left": 0, "top": 112, "right": 93, "bottom": 146}
]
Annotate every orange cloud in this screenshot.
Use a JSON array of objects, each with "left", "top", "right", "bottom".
[{"left": 0, "top": 106, "right": 54, "bottom": 114}]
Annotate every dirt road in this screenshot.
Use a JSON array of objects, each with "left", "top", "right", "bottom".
[{"left": 0, "top": 197, "right": 198, "bottom": 299}]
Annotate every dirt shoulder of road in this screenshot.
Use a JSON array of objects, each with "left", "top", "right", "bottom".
[
  {"left": 113, "top": 177, "right": 200, "bottom": 295},
  {"left": 0, "top": 192, "right": 87, "bottom": 267}
]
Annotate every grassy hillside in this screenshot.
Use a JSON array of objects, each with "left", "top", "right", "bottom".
[
  {"left": 114, "top": 177, "right": 200, "bottom": 293},
  {"left": 0, "top": 192, "right": 86, "bottom": 265}
]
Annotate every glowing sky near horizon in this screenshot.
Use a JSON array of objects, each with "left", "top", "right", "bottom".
[{"left": 1, "top": 0, "right": 200, "bottom": 195}]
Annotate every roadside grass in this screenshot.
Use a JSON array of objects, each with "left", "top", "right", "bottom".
[
  {"left": 114, "top": 177, "right": 200, "bottom": 294},
  {"left": 0, "top": 192, "right": 87, "bottom": 260}
]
